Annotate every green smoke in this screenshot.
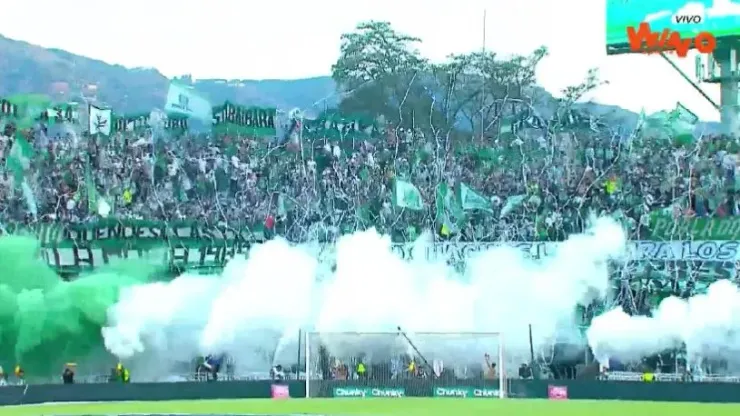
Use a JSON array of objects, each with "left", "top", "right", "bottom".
[{"left": 0, "top": 235, "right": 160, "bottom": 376}]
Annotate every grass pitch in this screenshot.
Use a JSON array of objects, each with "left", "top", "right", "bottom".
[{"left": 0, "top": 398, "right": 738, "bottom": 416}]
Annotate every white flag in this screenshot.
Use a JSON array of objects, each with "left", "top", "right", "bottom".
[
  {"left": 164, "top": 83, "right": 212, "bottom": 122},
  {"left": 89, "top": 105, "right": 112, "bottom": 136},
  {"left": 97, "top": 198, "right": 112, "bottom": 218}
]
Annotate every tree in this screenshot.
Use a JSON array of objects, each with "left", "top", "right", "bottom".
[
  {"left": 332, "top": 21, "right": 426, "bottom": 90},
  {"left": 426, "top": 47, "right": 548, "bottom": 141},
  {"left": 332, "top": 22, "right": 606, "bottom": 143},
  {"left": 560, "top": 68, "right": 606, "bottom": 106},
  {"left": 331, "top": 21, "right": 430, "bottom": 128},
  {"left": 544, "top": 68, "right": 608, "bottom": 134},
  {"left": 427, "top": 53, "right": 479, "bottom": 136}
]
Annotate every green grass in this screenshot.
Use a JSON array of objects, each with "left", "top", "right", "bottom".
[{"left": 0, "top": 399, "right": 739, "bottom": 416}]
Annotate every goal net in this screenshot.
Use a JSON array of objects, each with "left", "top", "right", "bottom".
[{"left": 305, "top": 331, "right": 506, "bottom": 398}]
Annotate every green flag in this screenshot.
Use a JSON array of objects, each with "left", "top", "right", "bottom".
[
  {"left": 5, "top": 134, "right": 33, "bottom": 180},
  {"left": 500, "top": 194, "right": 527, "bottom": 218},
  {"left": 643, "top": 102, "right": 698, "bottom": 146},
  {"left": 393, "top": 179, "right": 424, "bottom": 210},
  {"left": 458, "top": 183, "right": 491, "bottom": 211},
  {"left": 85, "top": 159, "right": 112, "bottom": 217},
  {"left": 7, "top": 94, "right": 51, "bottom": 129},
  {"left": 668, "top": 102, "right": 698, "bottom": 146},
  {"left": 5, "top": 134, "right": 37, "bottom": 217},
  {"left": 85, "top": 159, "right": 98, "bottom": 212},
  {"left": 435, "top": 183, "right": 465, "bottom": 234},
  {"left": 277, "top": 193, "right": 293, "bottom": 217}
]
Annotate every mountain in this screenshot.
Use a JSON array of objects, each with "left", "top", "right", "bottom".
[
  {"left": 0, "top": 34, "right": 337, "bottom": 114},
  {"left": 0, "top": 33, "right": 721, "bottom": 135}
]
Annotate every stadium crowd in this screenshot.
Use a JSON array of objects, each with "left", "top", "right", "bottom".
[
  {"left": 0, "top": 121, "right": 738, "bottom": 242},
  {"left": 1, "top": 119, "right": 738, "bottom": 384}
]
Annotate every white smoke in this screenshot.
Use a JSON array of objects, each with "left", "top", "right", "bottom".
[
  {"left": 587, "top": 279, "right": 740, "bottom": 366},
  {"left": 102, "top": 217, "right": 626, "bottom": 376}
]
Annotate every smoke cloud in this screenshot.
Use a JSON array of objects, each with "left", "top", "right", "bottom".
[
  {"left": 101, "top": 217, "right": 626, "bottom": 375},
  {"left": 0, "top": 236, "right": 155, "bottom": 376},
  {"left": 588, "top": 279, "right": 740, "bottom": 366}
]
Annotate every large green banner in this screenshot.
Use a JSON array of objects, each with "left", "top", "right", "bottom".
[
  {"left": 301, "top": 111, "right": 379, "bottom": 140},
  {"left": 0, "top": 98, "right": 20, "bottom": 118},
  {"left": 2, "top": 94, "right": 79, "bottom": 127},
  {"left": 113, "top": 113, "right": 188, "bottom": 132},
  {"left": 5, "top": 215, "right": 740, "bottom": 275},
  {"left": 213, "top": 102, "right": 276, "bottom": 136},
  {"left": 2, "top": 220, "right": 264, "bottom": 274},
  {"left": 606, "top": 0, "right": 740, "bottom": 54},
  {"left": 649, "top": 214, "right": 740, "bottom": 240}
]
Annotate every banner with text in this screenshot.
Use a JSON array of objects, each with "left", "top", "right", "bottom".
[
  {"left": 3, "top": 221, "right": 740, "bottom": 279},
  {"left": 300, "top": 111, "right": 379, "bottom": 140},
  {"left": 0, "top": 220, "right": 264, "bottom": 273},
  {"left": 433, "top": 386, "right": 499, "bottom": 398},
  {"left": 649, "top": 214, "right": 740, "bottom": 241},
  {"left": 213, "top": 102, "right": 276, "bottom": 136},
  {"left": 390, "top": 240, "right": 740, "bottom": 263},
  {"left": 391, "top": 240, "right": 740, "bottom": 303},
  {"left": 332, "top": 387, "right": 405, "bottom": 398},
  {"left": 113, "top": 112, "right": 188, "bottom": 133}
]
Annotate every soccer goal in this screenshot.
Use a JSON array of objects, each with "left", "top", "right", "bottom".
[{"left": 304, "top": 330, "right": 507, "bottom": 399}]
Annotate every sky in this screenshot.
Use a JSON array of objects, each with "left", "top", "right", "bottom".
[{"left": 1, "top": 0, "right": 736, "bottom": 121}]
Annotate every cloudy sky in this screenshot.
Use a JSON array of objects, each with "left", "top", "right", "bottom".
[{"left": 1, "top": 0, "right": 729, "bottom": 121}]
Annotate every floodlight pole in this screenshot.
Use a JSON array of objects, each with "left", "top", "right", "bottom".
[
  {"left": 692, "top": 38, "right": 740, "bottom": 135},
  {"left": 659, "top": 52, "right": 720, "bottom": 110},
  {"left": 479, "top": 9, "right": 487, "bottom": 141},
  {"left": 714, "top": 45, "right": 740, "bottom": 135}
]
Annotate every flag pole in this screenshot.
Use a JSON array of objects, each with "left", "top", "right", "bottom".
[{"left": 480, "top": 9, "right": 487, "bottom": 141}]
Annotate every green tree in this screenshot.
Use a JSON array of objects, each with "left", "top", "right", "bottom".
[
  {"left": 332, "top": 21, "right": 430, "bottom": 128},
  {"left": 540, "top": 68, "right": 607, "bottom": 135},
  {"left": 427, "top": 53, "right": 479, "bottom": 138},
  {"left": 434, "top": 48, "right": 548, "bottom": 139},
  {"left": 332, "top": 22, "right": 605, "bottom": 145}
]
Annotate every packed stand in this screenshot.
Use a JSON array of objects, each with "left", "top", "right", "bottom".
[{"left": 0, "top": 124, "right": 737, "bottom": 243}]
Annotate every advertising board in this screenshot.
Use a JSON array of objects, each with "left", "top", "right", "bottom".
[{"left": 606, "top": 0, "right": 740, "bottom": 55}]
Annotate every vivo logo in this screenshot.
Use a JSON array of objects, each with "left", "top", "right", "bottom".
[
  {"left": 627, "top": 22, "right": 716, "bottom": 57},
  {"left": 674, "top": 14, "right": 703, "bottom": 24}
]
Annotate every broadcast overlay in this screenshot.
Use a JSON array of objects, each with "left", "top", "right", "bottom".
[{"left": 606, "top": 0, "right": 740, "bottom": 54}]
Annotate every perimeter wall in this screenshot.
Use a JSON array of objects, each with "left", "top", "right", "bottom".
[{"left": 2, "top": 379, "right": 740, "bottom": 405}]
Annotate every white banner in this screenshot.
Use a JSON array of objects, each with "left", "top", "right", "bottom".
[
  {"left": 391, "top": 240, "right": 740, "bottom": 263},
  {"left": 628, "top": 240, "right": 740, "bottom": 262}
]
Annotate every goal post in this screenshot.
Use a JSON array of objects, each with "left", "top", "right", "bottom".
[{"left": 304, "top": 331, "right": 506, "bottom": 399}]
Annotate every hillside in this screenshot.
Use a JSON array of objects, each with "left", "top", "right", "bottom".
[
  {"left": 0, "top": 33, "right": 721, "bottom": 135},
  {"left": 0, "top": 34, "right": 337, "bottom": 114}
]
